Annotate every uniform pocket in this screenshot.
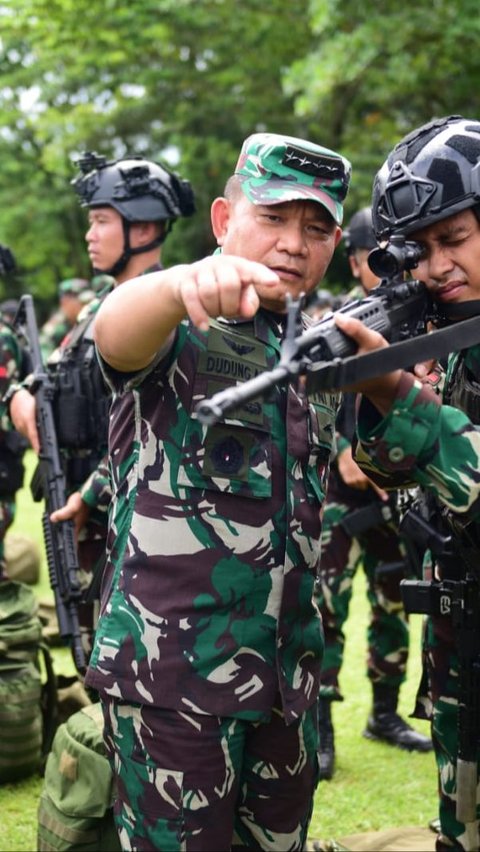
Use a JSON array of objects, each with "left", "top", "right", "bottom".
[
  {"left": 177, "top": 420, "right": 272, "bottom": 499},
  {"left": 178, "top": 323, "right": 274, "bottom": 500}
]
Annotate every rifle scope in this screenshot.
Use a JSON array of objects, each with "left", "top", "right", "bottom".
[{"left": 368, "top": 234, "right": 424, "bottom": 279}]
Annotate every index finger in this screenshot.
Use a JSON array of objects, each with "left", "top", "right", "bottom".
[{"left": 334, "top": 312, "right": 389, "bottom": 353}]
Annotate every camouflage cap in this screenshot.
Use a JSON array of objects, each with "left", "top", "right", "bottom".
[
  {"left": 58, "top": 277, "right": 91, "bottom": 297},
  {"left": 234, "top": 133, "right": 351, "bottom": 224}
]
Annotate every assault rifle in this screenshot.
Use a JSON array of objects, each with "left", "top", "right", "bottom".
[
  {"left": 12, "top": 295, "right": 86, "bottom": 674},
  {"left": 400, "top": 500, "right": 480, "bottom": 837},
  {"left": 195, "top": 235, "right": 480, "bottom": 426}
]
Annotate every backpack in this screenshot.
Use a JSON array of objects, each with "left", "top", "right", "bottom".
[
  {"left": 0, "top": 578, "right": 57, "bottom": 783},
  {"left": 37, "top": 702, "right": 120, "bottom": 851}
]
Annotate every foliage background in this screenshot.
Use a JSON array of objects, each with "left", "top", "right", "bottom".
[{"left": 0, "top": 0, "right": 479, "bottom": 317}]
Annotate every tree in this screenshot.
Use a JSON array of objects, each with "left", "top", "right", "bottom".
[
  {"left": 0, "top": 0, "right": 314, "bottom": 307},
  {"left": 285, "top": 0, "right": 480, "bottom": 214}
]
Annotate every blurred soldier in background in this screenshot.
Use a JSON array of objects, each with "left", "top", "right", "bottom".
[
  {"left": 39, "top": 277, "right": 95, "bottom": 360},
  {"left": 306, "top": 287, "right": 346, "bottom": 322},
  {"left": 315, "top": 207, "right": 432, "bottom": 781},
  {"left": 0, "top": 247, "right": 31, "bottom": 580},
  {"left": 0, "top": 299, "right": 20, "bottom": 326},
  {"left": 9, "top": 152, "right": 196, "bottom": 662}
]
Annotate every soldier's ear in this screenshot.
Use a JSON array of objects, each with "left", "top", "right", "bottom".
[
  {"left": 129, "top": 221, "right": 159, "bottom": 248},
  {"left": 210, "top": 197, "right": 231, "bottom": 246},
  {"left": 348, "top": 253, "right": 361, "bottom": 279}
]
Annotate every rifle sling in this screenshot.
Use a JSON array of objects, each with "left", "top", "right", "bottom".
[{"left": 306, "top": 315, "right": 480, "bottom": 393}]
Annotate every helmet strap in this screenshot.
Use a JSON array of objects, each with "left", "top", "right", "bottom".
[{"left": 94, "top": 219, "right": 171, "bottom": 277}]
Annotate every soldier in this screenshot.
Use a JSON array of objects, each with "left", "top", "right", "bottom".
[
  {"left": 315, "top": 207, "right": 432, "bottom": 782},
  {"left": 0, "top": 299, "right": 20, "bottom": 325},
  {"left": 8, "top": 152, "right": 195, "bottom": 661},
  {"left": 39, "top": 277, "right": 95, "bottom": 360},
  {"left": 85, "top": 132, "right": 351, "bottom": 851},
  {"left": 0, "top": 319, "right": 27, "bottom": 579},
  {"left": 0, "top": 249, "right": 36, "bottom": 585},
  {"left": 336, "top": 115, "right": 480, "bottom": 851}
]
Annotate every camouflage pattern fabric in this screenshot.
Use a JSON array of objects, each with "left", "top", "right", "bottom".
[
  {"left": 356, "top": 357, "right": 480, "bottom": 850},
  {"left": 0, "top": 497, "right": 16, "bottom": 579},
  {"left": 86, "top": 308, "right": 338, "bottom": 723},
  {"left": 315, "top": 467, "right": 409, "bottom": 701},
  {"left": 0, "top": 322, "right": 23, "bottom": 578},
  {"left": 101, "top": 694, "right": 319, "bottom": 851},
  {"left": 85, "top": 306, "right": 338, "bottom": 848},
  {"left": 234, "top": 133, "right": 351, "bottom": 224},
  {"left": 0, "top": 321, "right": 23, "bottom": 428},
  {"left": 39, "top": 308, "right": 70, "bottom": 360},
  {"left": 356, "top": 371, "right": 480, "bottom": 512}
]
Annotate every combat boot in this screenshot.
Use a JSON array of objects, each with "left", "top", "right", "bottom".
[
  {"left": 317, "top": 697, "right": 335, "bottom": 780},
  {"left": 363, "top": 683, "right": 433, "bottom": 752}
]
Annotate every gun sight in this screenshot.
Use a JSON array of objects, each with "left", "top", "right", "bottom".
[{"left": 368, "top": 235, "right": 424, "bottom": 279}]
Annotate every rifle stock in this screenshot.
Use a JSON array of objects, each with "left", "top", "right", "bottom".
[{"left": 13, "top": 294, "right": 86, "bottom": 674}]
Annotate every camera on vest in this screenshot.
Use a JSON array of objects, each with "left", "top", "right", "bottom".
[{"left": 367, "top": 235, "right": 425, "bottom": 280}]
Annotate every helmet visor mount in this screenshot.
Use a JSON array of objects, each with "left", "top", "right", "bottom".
[
  {"left": 377, "top": 161, "right": 437, "bottom": 234},
  {"left": 72, "top": 153, "right": 195, "bottom": 223}
]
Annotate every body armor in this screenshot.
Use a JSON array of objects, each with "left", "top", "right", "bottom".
[
  {"left": 51, "top": 313, "right": 110, "bottom": 491},
  {"left": 444, "top": 353, "right": 480, "bottom": 427}
]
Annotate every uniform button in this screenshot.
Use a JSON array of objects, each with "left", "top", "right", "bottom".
[{"left": 388, "top": 446, "right": 405, "bottom": 462}]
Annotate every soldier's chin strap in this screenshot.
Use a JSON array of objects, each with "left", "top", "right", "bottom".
[{"left": 98, "top": 218, "right": 172, "bottom": 278}]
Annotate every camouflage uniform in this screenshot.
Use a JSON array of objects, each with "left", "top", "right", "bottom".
[
  {"left": 315, "top": 260, "right": 432, "bottom": 782},
  {"left": 315, "top": 406, "right": 409, "bottom": 703},
  {"left": 85, "top": 309, "right": 339, "bottom": 849},
  {"left": 39, "top": 309, "right": 70, "bottom": 360},
  {"left": 315, "top": 272, "right": 411, "bottom": 703},
  {"left": 359, "top": 114, "right": 480, "bottom": 850},
  {"left": 84, "top": 130, "right": 352, "bottom": 850},
  {"left": 357, "top": 365, "right": 480, "bottom": 850},
  {"left": 0, "top": 322, "right": 24, "bottom": 577},
  {"left": 39, "top": 278, "right": 94, "bottom": 361}
]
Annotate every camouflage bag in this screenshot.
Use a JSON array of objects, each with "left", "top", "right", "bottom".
[
  {"left": 37, "top": 702, "right": 120, "bottom": 851},
  {"left": 0, "top": 578, "right": 56, "bottom": 783}
]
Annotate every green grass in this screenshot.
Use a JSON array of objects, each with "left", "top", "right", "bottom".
[
  {"left": 0, "top": 452, "right": 438, "bottom": 851},
  {"left": 308, "top": 592, "right": 437, "bottom": 845}
]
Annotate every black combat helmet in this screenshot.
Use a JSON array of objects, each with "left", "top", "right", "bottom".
[
  {"left": 343, "top": 207, "right": 377, "bottom": 254},
  {"left": 71, "top": 151, "right": 196, "bottom": 276},
  {"left": 372, "top": 115, "right": 480, "bottom": 241}
]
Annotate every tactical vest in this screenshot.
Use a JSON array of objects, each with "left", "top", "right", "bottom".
[
  {"left": 444, "top": 351, "right": 480, "bottom": 426},
  {"left": 51, "top": 313, "right": 110, "bottom": 490}
]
